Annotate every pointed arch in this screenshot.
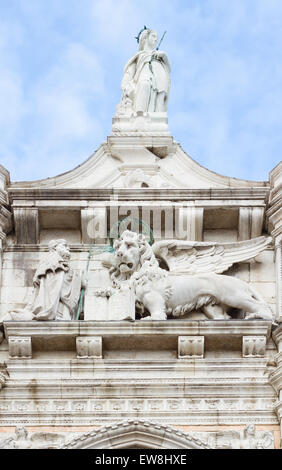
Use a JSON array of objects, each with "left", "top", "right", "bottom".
[{"left": 62, "top": 419, "right": 210, "bottom": 449}]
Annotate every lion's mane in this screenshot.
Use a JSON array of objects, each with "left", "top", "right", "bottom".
[{"left": 109, "top": 230, "right": 160, "bottom": 286}]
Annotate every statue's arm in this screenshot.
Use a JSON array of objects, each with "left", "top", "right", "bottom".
[{"left": 153, "top": 50, "right": 171, "bottom": 72}]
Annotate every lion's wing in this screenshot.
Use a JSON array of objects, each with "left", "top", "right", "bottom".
[{"left": 152, "top": 236, "right": 272, "bottom": 274}]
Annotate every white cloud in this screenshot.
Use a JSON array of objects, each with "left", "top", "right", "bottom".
[
  {"left": 1, "top": 37, "right": 107, "bottom": 180},
  {"left": 32, "top": 42, "right": 105, "bottom": 139}
]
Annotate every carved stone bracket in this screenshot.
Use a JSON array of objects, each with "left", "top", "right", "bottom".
[
  {"left": 13, "top": 208, "right": 39, "bottom": 244},
  {"left": 242, "top": 336, "right": 266, "bottom": 357},
  {"left": 175, "top": 207, "right": 203, "bottom": 241},
  {"left": 238, "top": 207, "right": 264, "bottom": 240},
  {"left": 8, "top": 336, "right": 32, "bottom": 359},
  {"left": 76, "top": 336, "right": 102, "bottom": 359},
  {"left": 81, "top": 208, "right": 107, "bottom": 244},
  {"left": 178, "top": 336, "right": 204, "bottom": 358}
]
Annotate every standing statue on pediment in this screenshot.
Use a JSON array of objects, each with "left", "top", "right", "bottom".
[
  {"left": 116, "top": 27, "right": 171, "bottom": 115},
  {"left": 4, "top": 239, "right": 86, "bottom": 321}
]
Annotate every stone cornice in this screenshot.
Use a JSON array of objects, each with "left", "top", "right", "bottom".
[
  {"left": 0, "top": 206, "right": 12, "bottom": 235},
  {"left": 272, "top": 326, "right": 282, "bottom": 349},
  {"left": 0, "top": 165, "right": 11, "bottom": 206},
  {"left": 4, "top": 320, "right": 272, "bottom": 337},
  {"left": 0, "top": 165, "right": 10, "bottom": 182},
  {"left": 3, "top": 320, "right": 272, "bottom": 353},
  {"left": 8, "top": 187, "right": 270, "bottom": 202}
]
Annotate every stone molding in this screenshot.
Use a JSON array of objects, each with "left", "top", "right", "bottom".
[
  {"left": 3, "top": 321, "right": 272, "bottom": 358},
  {"left": 0, "top": 364, "right": 8, "bottom": 390},
  {"left": 270, "top": 325, "right": 282, "bottom": 444},
  {"left": 0, "top": 165, "right": 10, "bottom": 205},
  {"left": 267, "top": 162, "right": 282, "bottom": 322},
  {"left": 0, "top": 206, "right": 12, "bottom": 236},
  {"left": 8, "top": 187, "right": 269, "bottom": 201},
  {"left": 3, "top": 320, "right": 272, "bottom": 341}
]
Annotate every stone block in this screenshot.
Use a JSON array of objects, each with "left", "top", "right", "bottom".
[
  {"left": 1, "top": 269, "right": 27, "bottom": 287},
  {"left": 8, "top": 336, "right": 32, "bottom": 359},
  {"left": 76, "top": 336, "right": 102, "bottom": 358},
  {"left": 203, "top": 229, "right": 238, "bottom": 243},
  {"left": 40, "top": 229, "right": 81, "bottom": 244},
  {"left": 250, "top": 250, "right": 275, "bottom": 282},
  {"left": 81, "top": 208, "right": 107, "bottom": 244},
  {"left": 175, "top": 207, "right": 203, "bottom": 241},
  {"left": 178, "top": 336, "right": 204, "bottom": 358},
  {"left": 0, "top": 286, "right": 33, "bottom": 304},
  {"left": 251, "top": 282, "right": 276, "bottom": 299}
]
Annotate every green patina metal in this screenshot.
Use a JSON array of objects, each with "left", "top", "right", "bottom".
[{"left": 75, "top": 217, "right": 153, "bottom": 319}]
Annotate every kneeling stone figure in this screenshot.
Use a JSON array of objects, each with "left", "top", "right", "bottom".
[{"left": 4, "top": 239, "right": 85, "bottom": 321}]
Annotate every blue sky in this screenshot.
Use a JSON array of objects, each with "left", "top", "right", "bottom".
[{"left": 0, "top": 0, "right": 281, "bottom": 182}]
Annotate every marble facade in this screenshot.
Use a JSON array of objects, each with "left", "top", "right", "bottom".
[{"left": 0, "top": 30, "right": 281, "bottom": 449}]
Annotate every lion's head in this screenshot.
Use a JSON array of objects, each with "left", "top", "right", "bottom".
[{"left": 110, "top": 230, "right": 159, "bottom": 284}]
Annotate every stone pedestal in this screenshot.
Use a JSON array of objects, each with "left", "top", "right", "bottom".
[{"left": 112, "top": 112, "right": 170, "bottom": 135}]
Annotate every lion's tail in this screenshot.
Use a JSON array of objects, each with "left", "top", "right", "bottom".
[
  {"left": 248, "top": 284, "right": 268, "bottom": 304},
  {"left": 170, "top": 295, "right": 215, "bottom": 318}
]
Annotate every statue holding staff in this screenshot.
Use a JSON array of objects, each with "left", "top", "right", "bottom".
[
  {"left": 117, "top": 27, "right": 171, "bottom": 115},
  {"left": 4, "top": 239, "right": 86, "bottom": 321}
]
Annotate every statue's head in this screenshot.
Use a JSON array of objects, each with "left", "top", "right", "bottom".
[
  {"left": 112, "top": 230, "right": 157, "bottom": 280},
  {"left": 139, "top": 29, "right": 158, "bottom": 51},
  {"left": 48, "top": 239, "right": 70, "bottom": 261},
  {"left": 244, "top": 424, "right": 256, "bottom": 438},
  {"left": 15, "top": 426, "right": 28, "bottom": 439}
]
